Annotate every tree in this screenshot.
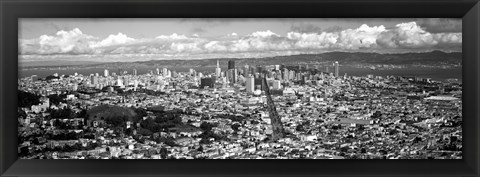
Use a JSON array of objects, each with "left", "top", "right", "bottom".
[
  {"left": 18, "top": 90, "right": 41, "bottom": 108},
  {"left": 231, "top": 124, "right": 241, "bottom": 132},
  {"left": 140, "top": 118, "right": 156, "bottom": 130},
  {"left": 160, "top": 147, "right": 168, "bottom": 159},
  {"left": 200, "top": 122, "right": 214, "bottom": 131}
]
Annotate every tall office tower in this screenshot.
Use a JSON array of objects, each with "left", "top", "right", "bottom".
[
  {"left": 215, "top": 60, "right": 222, "bottom": 77},
  {"left": 163, "top": 68, "right": 168, "bottom": 77},
  {"left": 233, "top": 69, "right": 238, "bottom": 83},
  {"left": 91, "top": 75, "right": 99, "bottom": 85},
  {"left": 289, "top": 70, "right": 295, "bottom": 81},
  {"left": 133, "top": 69, "right": 137, "bottom": 76},
  {"left": 246, "top": 76, "right": 255, "bottom": 93},
  {"left": 244, "top": 65, "right": 249, "bottom": 77},
  {"left": 283, "top": 68, "right": 289, "bottom": 81},
  {"left": 272, "top": 80, "right": 282, "bottom": 90},
  {"left": 117, "top": 77, "right": 123, "bottom": 86},
  {"left": 326, "top": 66, "right": 329, "bottom": 73},
  {"left": 256, "top": 66, "right": 263, "bottom": 74},
  {"left": 274, "top": 65, "right": 280, "bottom": 70},
  {"left": 226, "top": 69, "right": 232, "bottom": 83},
  {"left": 334, "top": 61, "right": 339, "bottom": 77},
  {"left": 123, "top": 77, "right": 129, "bottom": 86},
  {"left": 104, "top": 69, "right": 109, "bottom": 77},
  {"left": 228, "top": 60, "right": 235, "bottom": 70},
  {"left": 156, "top": 68, "right": 160, "bottom": 75},
  {"left": 249, "top": 67, "right": 255, "bottom": 76}
]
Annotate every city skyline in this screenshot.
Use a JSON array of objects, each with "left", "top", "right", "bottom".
[
  {"left": 19, "top": 18, "right": 462, "bottom": 64},
  {"left": 17, "top": 18, "right": 462, "bottom": 160}
]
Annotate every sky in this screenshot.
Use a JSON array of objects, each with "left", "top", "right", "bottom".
[{"left": 19, "top": 18, "right": 462, "bottom": 63}]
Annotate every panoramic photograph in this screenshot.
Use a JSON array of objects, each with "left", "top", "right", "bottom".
[{"left": 18, "top": 18, "right": 462, "bottom": 159}]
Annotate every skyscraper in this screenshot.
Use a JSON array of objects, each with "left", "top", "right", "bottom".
[
  {"left": 244, "top": 65, "right": 249, "bottom": 77},
  {"left": 334, "top": 61, "right": 339, "bottom": 77},
  {"left": 246, "top": 76, "right": 254, "bottom": 93},
  {"left": 163, "top": 68, "right": 168, "bottom": 77},
  {"left": 91, "top": 76, "right": 98, "bottom": 85},
  {"left": 133, "top": 69, "right": 137, "bottom": 76},
  {"left": 215, "top": 60, "right": 222, "bottom": 77},
  {"left": 104, "top": 69, "right": 109, "bottom": 77},
  {"left": 228, "top": 60, "right": 235, "bottom": 70}
]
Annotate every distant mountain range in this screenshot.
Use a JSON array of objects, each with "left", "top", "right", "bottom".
[{"left": 21, "top": 50, "right": 462, "bottom": 68}]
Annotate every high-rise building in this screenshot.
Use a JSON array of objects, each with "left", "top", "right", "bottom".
[
  {"left": 215, "top": 60, "right": 222, "bottom": 77},
  {"left": 283, "top": 68, "right": 289, "bottom": 81},
  {"left": 31, "top": 75, "right": 38, "bottom": 82},
  {"left": 244, "top": 65, "right": 249, "bottom": 77},
  {"left": 104, "top": 69, "right": 109, "bottom": 77},
  {"left": 228, "top": 60, "right": 235, "bottom": 70},
  {"left": 91, "top": 76, "right": 99, "bottom": 85},
  {"left": 272, "top": 80, "right": 282, "bottom": 90},
  {"left": 274, "top": 65, "right": 280, "bottom": 70},
  {"left": 163, "top": 68, "right": 168, "bottom": 77},
  {"left": 246, "top": 76, "right": 254, "bottom": 93},
  {"left": 156, "top": 68, "right": 160, "bottom": 75},
  {"left": 117, "top": 77, "right": 123, "bottom": 86},
  {"left": 133, "top": 69, "right": 137, "bottom": 76},
  {"left": 334, "top": 61, "right": 339, "bottom": 77},
  {"left": 256, "top": 66, "right": 263, "bottom": 74},
  {"left": 326, "top": 66, "right": 329, "bottom": 73}
]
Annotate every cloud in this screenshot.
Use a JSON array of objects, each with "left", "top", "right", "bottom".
[
  {"left": 19, "top": 21, "right": 462, "bottom": 61},
  {"left": 20, "top": 28, "right": 98, "bottom": 55},
  {"left": 376, "top": 22, "right": 461, "bottom": 49},
  {"left": 416, "top": 18, "right": 462, "bottom": 33},
  {"left": 93, "top": 33, "right": 134, "bottom": 47},
  {"left": 290, "top": 23, "right": 323, "bottom": 33}
]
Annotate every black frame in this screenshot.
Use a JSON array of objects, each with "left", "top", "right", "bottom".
[{"left": 1, "top": 0, "right": 479, "bottom": 176}]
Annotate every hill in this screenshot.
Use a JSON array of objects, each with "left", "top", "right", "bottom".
[
  {"left": 86, "top": 105, "right": 137, "bottom": 121},
  {"left": 93, "top": 50, "right": 462, "bottom": 68}
]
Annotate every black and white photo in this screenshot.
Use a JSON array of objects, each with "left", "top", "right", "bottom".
[{"left": 17, "top": 18, "right": 462, "bottom": 159}]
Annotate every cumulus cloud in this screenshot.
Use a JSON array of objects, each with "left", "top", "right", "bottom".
[
  {"left": 376, "top": 22, "right": 461, "bottom": 49},
  {"left": 20, "top": 28, "right": 98, "bottom": 55},
  {"left": 19, "top": 21, "right": 462, "bottom": 61},
  {"left": 93, "top": 33, "right": 134, "bottom": 47}
]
